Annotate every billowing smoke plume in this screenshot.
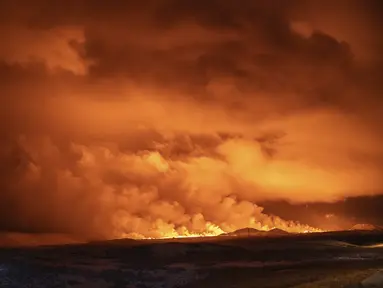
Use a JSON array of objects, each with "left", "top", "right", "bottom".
[{"left": 0, "top": 0, "right": 382, "bottom": 240}]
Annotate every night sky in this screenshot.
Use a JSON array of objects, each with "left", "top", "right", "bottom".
[{"left": 0, "top": 0, "right": 383, "bottom": 241}]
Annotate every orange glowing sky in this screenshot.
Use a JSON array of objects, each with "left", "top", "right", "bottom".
[{"left": 0, "top": 0, "right": 382, "bottom": 240}]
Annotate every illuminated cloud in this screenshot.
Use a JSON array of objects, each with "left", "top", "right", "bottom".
[{"left": 0, "top": 0, "right": 382, "bottom": 239}]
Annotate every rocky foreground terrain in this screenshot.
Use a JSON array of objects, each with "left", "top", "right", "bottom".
[{"left": 0, "top": 230, "right": 383, "bottom": 287}]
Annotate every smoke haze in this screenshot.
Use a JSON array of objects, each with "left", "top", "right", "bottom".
[{"left": 0, "top": 0, "right": 382, "bottom": 240}]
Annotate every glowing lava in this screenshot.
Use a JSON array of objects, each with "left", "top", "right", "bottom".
[{"left": 116, "top": 222, "right": 322, "bottom": 240}]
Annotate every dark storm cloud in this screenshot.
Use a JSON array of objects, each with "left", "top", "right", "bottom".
[{"left": 0, "top": 0, "right": 374, "bottom": 98}]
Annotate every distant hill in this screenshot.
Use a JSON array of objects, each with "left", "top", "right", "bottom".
[
  {"left": 221, "top": 228, "right": 263, "bottom": 237},
  {"left": 350, "top": 224, "right": 383, "bottom": 231},
  {"left": 221, "top": 227, "right": 289, "bottom": 237},
  {"left": 267, "top": 228, "right": 290, "bottom": 235}
]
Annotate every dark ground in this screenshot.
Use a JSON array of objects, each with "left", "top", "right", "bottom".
[{"left": 0, "top": 231, "right": 383, "bottom": 287}]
